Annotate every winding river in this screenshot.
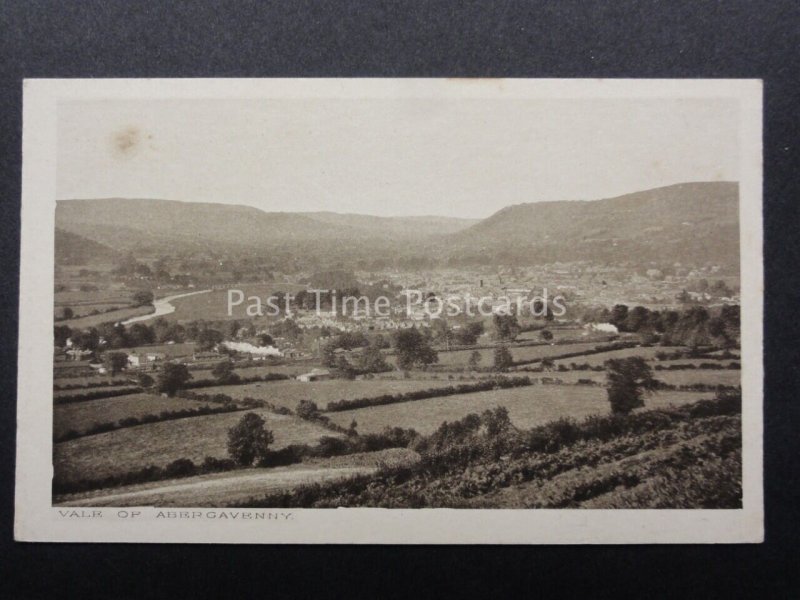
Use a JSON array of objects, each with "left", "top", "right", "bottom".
[{"left": 121, "top": 289, "right": 212, "bottom": 325}]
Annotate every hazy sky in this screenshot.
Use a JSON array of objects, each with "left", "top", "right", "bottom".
[{"left": 57, "top": 97, "right": 738, "bottom": 219}]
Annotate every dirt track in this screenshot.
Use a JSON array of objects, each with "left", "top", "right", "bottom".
[{"left": 55, "top": 465, "right": 373, "bottom": 507}]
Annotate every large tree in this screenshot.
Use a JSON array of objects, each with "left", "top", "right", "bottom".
[
  {"left": 467, "top": 350, "right": 482, "bottom": 370},
  {"left": 227, "top": 412, "right": 274, "bottom": 466},
  {"left": 357, "top": 345, "right": 390, "bottom": 374},
  {"left": 493, "top": 344, "right": 513, "bottom": 372},
  {"left": 393, "top": 327, "right": 438, "bottom": 370},
  {"left": 492, "top": 313, "right": 520, "bottom": 341},
  {"left": 131, "top": 290, "right": 154, "bottom": 307},
  {"left": 103, "top": 351, "right": 128, "bottom": 375},
  {"left": 197, "top": 328, "right": 223, "bottom": 351},
  {"left": 212, "top": 360, "right": 239, "bottom": 384},
  {"left": 155, "top": 363, "right": 192, "bottom": 396},
  {"left": 604, "top": 357, "right": 657, "bottom": 415}
]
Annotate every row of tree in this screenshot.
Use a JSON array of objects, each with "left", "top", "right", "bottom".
[{"left": 583, "top": 303, "right": 740, "bottom": 347}]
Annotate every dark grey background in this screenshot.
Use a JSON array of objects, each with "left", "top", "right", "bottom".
[{"left": 1, "top": 1, "right": 798, "bottom": 598}]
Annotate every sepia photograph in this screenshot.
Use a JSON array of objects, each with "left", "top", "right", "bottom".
[{"left": 15, "top": 78, "right": 763, "bottom": 543}]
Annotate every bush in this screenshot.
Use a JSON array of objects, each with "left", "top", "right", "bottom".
[
  {"left": 165, "top": 458, "right": 197, "bottom": 478},
  {"left": 54, "top": 387, "right": 141, "bottom": 404}
]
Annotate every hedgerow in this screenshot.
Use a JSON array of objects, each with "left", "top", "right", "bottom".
[{"left": 325, "top": 376, "right": 532, "bottom": 412}]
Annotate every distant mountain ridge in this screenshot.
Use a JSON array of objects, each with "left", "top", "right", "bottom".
[
  {"left": 56, "top": 181, "right": 739, "bottom": 268},
  {"left": 448, "top": 181, "right": 739, "bottom": 267},
  {"left": 56, "top": 198, "right": 477, "bottom": 250}
]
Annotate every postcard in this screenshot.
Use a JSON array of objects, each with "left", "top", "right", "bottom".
[{"left": 15, "top": 78, "right": 763, "bottom": 543}]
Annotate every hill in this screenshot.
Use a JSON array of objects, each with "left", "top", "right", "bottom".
[
  {"left": 305, "top": 212, "right": 478, "bottom": 237},
  {"left": 54, "top": 228, "right": 121, "bottom": 265},
  {"left": 56, "top": 182, "right": 740, "bottom": 268},
  {"left": 447, "top": 182, "right": 739, "bottom": 268},
  {"left": 56, "top": 199, "right": 477, "bottom": 251},
  {"left": 56, "top": 199, "right": 358, "bottom": 249}
]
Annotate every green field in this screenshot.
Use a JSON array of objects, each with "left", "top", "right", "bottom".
[
  {"left": 654, "top": 369, "right": 741, "bottom": 387},
  {"left": 168, "top": 283, "right": 305, "bottom": 321},
  {"left": 199, "top": 378, "right": 465, "bottom": 412},
  {"left": 655, "top": 359, "right": 740, "bottom": 368},
  {"left": 53, "top": 393, "right": 212, "bottom": 438},
  {"left": 127, "top": 342, "right": 197, "bottom": 358},
  {"left": 326, "top": 385, "right": 712, "bottom": 435},
  {"left": 550, "top": 346, "right": 687, "bottom": 367},
  {"left": 529, "top": 371, "right": 606, "bottom": 384},
  {"left": 54, "top": 374, "right": 134, "bottom": 388},
  {"left": 215, "top": 363, "right": 311, "bottom": 378},
  {"left": 393, "top": 341, "right": 603, "bottom": 369},
  {"left": 516, "top": 328, "right": 608, "bottom": 343},
  {"left": 55, "top": 288, "right": 130, "bottom": 306},
  {"left": 54, "top": 409, "right": 337, "bottom": 483},
  {"left": 56, "top": 448, "right": 420, "bottom": 507},
  {"left": 423, "top": 342, "right": 687, "bottom": 370},
  {"left": 59, "top": 305, "right": 154, "bottom": 329}
]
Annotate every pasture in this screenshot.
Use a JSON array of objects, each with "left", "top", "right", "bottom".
[
  {"left": 168, "top": 283, "right": 305, "bottom": 321},
  {"left": 127, "top": 342, "right": 197, "bottom": 358},
  {"left": 396, "top": 341, "right": 604, "bottom": 369},
  {"left": 654, "top": 369, "right": 741, "bottom": 387},
  {"left": 56, "top": 448, "right": 420, "bottom": 507},
  {"left": 550, "top": 345, "right": 687, "bottom": 367},
  {"left": 326, "top": 385, "right": 712, "bottom": 435},
  {"left": 58, "top": 305, "right": 154, "bottom": 329},
  {"left": 54, "top": 409, "right": 337, "bottom": 483},
  {"left": 199, "top": 378, "right": 464, "bottom": 412},
  {"left": 516, "top": 327, "right": 608, "bottom": 343},
  {"left": 53, "top": 393, "right": 212, "bottom": 438}
]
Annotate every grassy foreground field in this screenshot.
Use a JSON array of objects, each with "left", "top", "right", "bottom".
[
  {"left": 54, "top": 410, "right": 337, "bottom": 484},
  {"left": 326, "top": 385, "right": 710, "bottom": 435},
  {"left": 53, "top": 394, "right": 212, "bottom": 438},
  {"left": 55, "top": 448, "right": 420, "bottom": 507},
  {"left": 240, "top": 394, "right": 742, "bottom": 509},
  {"left": 199, "top": 378, "right": 465, "bottom": 412}
]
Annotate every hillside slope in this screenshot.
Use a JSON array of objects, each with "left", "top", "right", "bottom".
[
  {"left": 54, "top": 228, "right": 121, "bottom": 265},
  {"left": 447, "top": 181, "right": 739, "bottom": 267},
  {"left": 56, "top": 199, "right": 477, "bottom": 250},
  {"left": 56, "top": 182, "right": 740, "bottom": 268}
]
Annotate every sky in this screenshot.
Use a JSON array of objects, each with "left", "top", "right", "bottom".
[{"left": 57, "top": 97, "right": 739, "bottom": 219}]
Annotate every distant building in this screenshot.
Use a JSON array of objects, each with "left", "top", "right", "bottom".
[
  {"left": 586, "top": 322, "right": 619, "bottom": 334},
  {"left": 127, "top": 352, "right": 166, "bottom": 368},
  {"left": 65, "top": 348, "right": 93, "bottom": 361},
  {"left": 296, "top": 368, "right": 332, "bottom": 382}
]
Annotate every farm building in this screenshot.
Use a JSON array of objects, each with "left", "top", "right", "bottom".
[
  {"left": 127, "top": 352, "right": 166, "bottom": 368},
  {"left": 296, "top": 368, "right": 332, "bottom": 382},
  {"left": 585, "top": 322, "right": 619, "bottom": 334}
]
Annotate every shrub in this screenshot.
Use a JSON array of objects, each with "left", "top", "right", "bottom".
[
  {"left": 296, "top": 399, "right": 321, "bottom": 420},
  {"left": 165, "top": 458, "right": 196, "bottom": 478}
]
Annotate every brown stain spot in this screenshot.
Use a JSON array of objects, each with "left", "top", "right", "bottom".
[{"left": 112, "top": 126, "right": 142, "bottom": 156}]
